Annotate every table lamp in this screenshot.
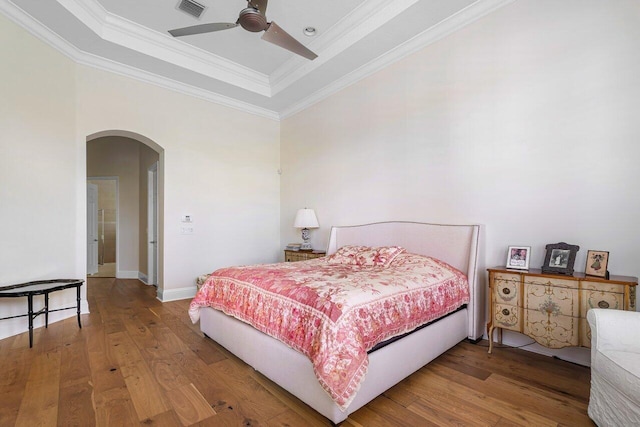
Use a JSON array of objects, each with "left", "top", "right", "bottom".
[{"left": 294, "top": 208, "right": 319, "bottom": 250}]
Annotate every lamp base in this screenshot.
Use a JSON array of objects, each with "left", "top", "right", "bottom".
[{"left": 300, "top": 227, "right": 312, "bottom": 250}]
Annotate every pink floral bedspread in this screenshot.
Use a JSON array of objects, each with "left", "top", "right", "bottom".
[{"left": 188, "top": 253, "right": 469, "bottom": 410}]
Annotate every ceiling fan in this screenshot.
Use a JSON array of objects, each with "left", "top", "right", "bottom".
[{"left": 168, "top": 0, "right": 318, "bottom": 60}]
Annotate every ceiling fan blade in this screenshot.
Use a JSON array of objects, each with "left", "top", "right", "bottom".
[
  {"left": 169, "top": 22, "right": 238, "bottom": 37},
  {"left": 262, "top": 22, "right": 317, "bottom": 60},
  {"left": 249, "top": 0, "right": 268, "bottom": 15}
]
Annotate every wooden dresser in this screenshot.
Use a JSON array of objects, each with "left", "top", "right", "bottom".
[
  {"left": 284, "top": 250, "right": 326, "bottom": 262},
  {"left": 487, "top": 267, "right": 637, "bottom": 353}
]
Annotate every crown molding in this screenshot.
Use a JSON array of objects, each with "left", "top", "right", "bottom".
[
  {"left": 280, "top": 0, "right": 515, "bottom": 119},
  {"left": 55, "top": 0, "right": 418, "bottom": 100},
  {"left": 76, "top": 50, "right": 280, "bottom": 121},
  {"left": 0, "top": 0, "right": 81, "bottom": 60},
  {"left": 56, "top": 0, "right": 271, "bottom": 97},
  {"left": 269, "top": 0, "right": 419, "bottom": 96},
  {"left": 2, "top": 0, "right": 515, "bottom": 122},
  {"left": 0, "top": 0, "right": 279, "bottom": 121}
]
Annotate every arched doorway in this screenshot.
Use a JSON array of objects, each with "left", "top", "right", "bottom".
[{"left": 86, "top": 130, "right": 165, "bottom": 293}]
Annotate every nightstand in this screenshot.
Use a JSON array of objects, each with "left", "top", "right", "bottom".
[
  {"left": 487, "top": 267, "right": 637, "bottom": 353},
  {"left": 284, "top": 250, "right": 326, "bottom": 262}
]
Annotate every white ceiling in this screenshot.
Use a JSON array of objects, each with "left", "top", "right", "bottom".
[{"left": 1, "top": 0, "right": 513, "bottom": 119}]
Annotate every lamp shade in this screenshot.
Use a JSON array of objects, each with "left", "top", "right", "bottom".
[{"left": 294, "top": 208, "right": 319, "bottom": 229}]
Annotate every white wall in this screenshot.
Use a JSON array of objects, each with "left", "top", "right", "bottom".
[
  {"left": 281, "top": 0, "right": 640, "bottom": 360},
  {"left": 0, "top": 13, "right": 281, "bottom": 339},
  {"left": 0, "top": 13, "right": 82, "bottom": 338},
  {"left": 76, "top": 66, "right": 281, "bottom": 301}
]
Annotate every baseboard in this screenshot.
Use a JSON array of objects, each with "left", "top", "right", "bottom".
[
  {"left": 495, "top": 330, "right": 591, "bottom": 367},
  {"left": 157, "top": 286, "right": 197, "bottom": 302},
  {"left": 138, "top": 272, "right": 149, "bottom": 285},
  {"left": 116, "top": 270, "right": 139, "bottom": 279}
]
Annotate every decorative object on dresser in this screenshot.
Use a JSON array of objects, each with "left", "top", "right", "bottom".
[
  {"left": 506, "top": 246, "right": 531, "bottom": 270},
  {"left": 294, "top": 208, "right": 319, "bottom": 250},
  {"left": 284, "top": 249, "right": 325, "bottom": 262},
  {"left": 487, "top": 267, "right": 637, "bottom": 353},
  {"left": 541, "top": 242, "right": 579, "bottom": 275},
  {"left": 585, "top": 250, "right": 610, "bottom": 279}
]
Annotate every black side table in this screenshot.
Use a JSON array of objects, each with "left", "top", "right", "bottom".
[{"left": 0, "top": 279, "right": 84, "bottom": 347}]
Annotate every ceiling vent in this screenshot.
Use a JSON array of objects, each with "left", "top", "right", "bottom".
[{"left": 177, "top": 0, "right": 207, "bottom": 19}]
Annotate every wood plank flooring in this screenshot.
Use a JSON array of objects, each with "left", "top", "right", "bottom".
[{"left": 0, "top": 278, "right": 595, "bottom": 426}]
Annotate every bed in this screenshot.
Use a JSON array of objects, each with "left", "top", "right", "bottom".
[{"left": 190, "top": 221, "right": 483, "bottom": 424}]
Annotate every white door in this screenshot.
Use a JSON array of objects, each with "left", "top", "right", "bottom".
[
  {"left": 87, "top": 183, "right": 99, "bottom": 275},
  {"left": 147, "top": 163, "right": 158, "bottom": 286}
]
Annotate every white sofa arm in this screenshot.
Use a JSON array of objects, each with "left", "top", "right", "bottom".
[{"left": 588, "top": 308, "right": 640, "bottom": 354}]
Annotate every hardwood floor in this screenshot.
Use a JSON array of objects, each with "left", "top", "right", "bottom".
[{"left": 0, "top": 278, "right": 595, "bottom": 426}]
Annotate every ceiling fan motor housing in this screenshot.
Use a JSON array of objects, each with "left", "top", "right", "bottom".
[{"left": 239, "top": 8, "right": 268, "bottom": 32}]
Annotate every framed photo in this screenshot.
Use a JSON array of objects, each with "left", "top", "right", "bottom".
[
  {"left": 585, "top": 250, "right": 609, "bottom": 278},
  {"left": 506, "top": 246, "right": 531, "bottom": 270},
  {"left": 541, "top": 242, "right": 580, "bottom": 276}
]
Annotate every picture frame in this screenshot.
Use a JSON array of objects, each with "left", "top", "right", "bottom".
[
  {"left": 585, "top": 250, "right": 610, "bottom": 278},
  {"left": 506, "top": 246, "right": 531, "bottom": 270},
  {"left": 541, "top": 242, "right": 580, "bottom": 276}
]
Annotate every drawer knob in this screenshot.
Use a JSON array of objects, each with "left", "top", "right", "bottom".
[
  {"left": 598, "top": 301, "right": 610, "bottom": 309},
  {"left": 502, "top": 288, "right": 511, "bottom": 295},
  {"left": 502, "top": 308, "right": 510, "bottom": 316}
]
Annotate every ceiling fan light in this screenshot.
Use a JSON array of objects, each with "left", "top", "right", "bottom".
[{"left": 303, "top": 27, "right": 317, "bottom": 37}]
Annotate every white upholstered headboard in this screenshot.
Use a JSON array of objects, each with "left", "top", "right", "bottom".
[{"left": 326, "top": 221, "right": 483, "bottom": 340}]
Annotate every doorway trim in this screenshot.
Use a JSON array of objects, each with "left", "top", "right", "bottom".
[
  {"left": 87, "top": 177, "right": 119, "bottom": 278},
  {"left": 86, "top": 130, "right": 165, "bottom": 295},
  {"left": 147, "top": 162, "right": 158, "bottom": 286},
  {"left": 87, "top": 182, "right": 99, "bottom": 275}
]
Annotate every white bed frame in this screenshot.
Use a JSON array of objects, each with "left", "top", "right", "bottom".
[{"left": 199, "top": 221, "right": 483, "bottom": 424}]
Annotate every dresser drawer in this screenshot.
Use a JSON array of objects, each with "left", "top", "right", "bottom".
[
  {"left": 494, "top": 272, "right": 521, "bottom": 283},
  {"left": 493, "top": 303, "right": 521, "bottom": 331},
  {"left": 581, "top": 288, "right": 623, "bottom": 312},
  {"left": 284, "top": 250, "right": 325, "bottom": 262},
  {"left": 524, "top": 275, "right": 576, "bottom": 289},
  {"left": 582, "top": 281, "right": 624, "bottom": 294},
  {"left": 524, "top": 283, "right": 579, "bottom": 317},
  {"left": 493, "top": 273, "right": 520, "bottom": 305},
  {"left": 579, "top": 288, "right": 625, "bottom": 347},
  {"left": 524, "top": 308, "right": 579, "bottom": 348}
]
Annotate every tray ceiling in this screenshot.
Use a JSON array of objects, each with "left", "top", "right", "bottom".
[{"left": 1, "top": 0, "right": 513, "bottom": 119}]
